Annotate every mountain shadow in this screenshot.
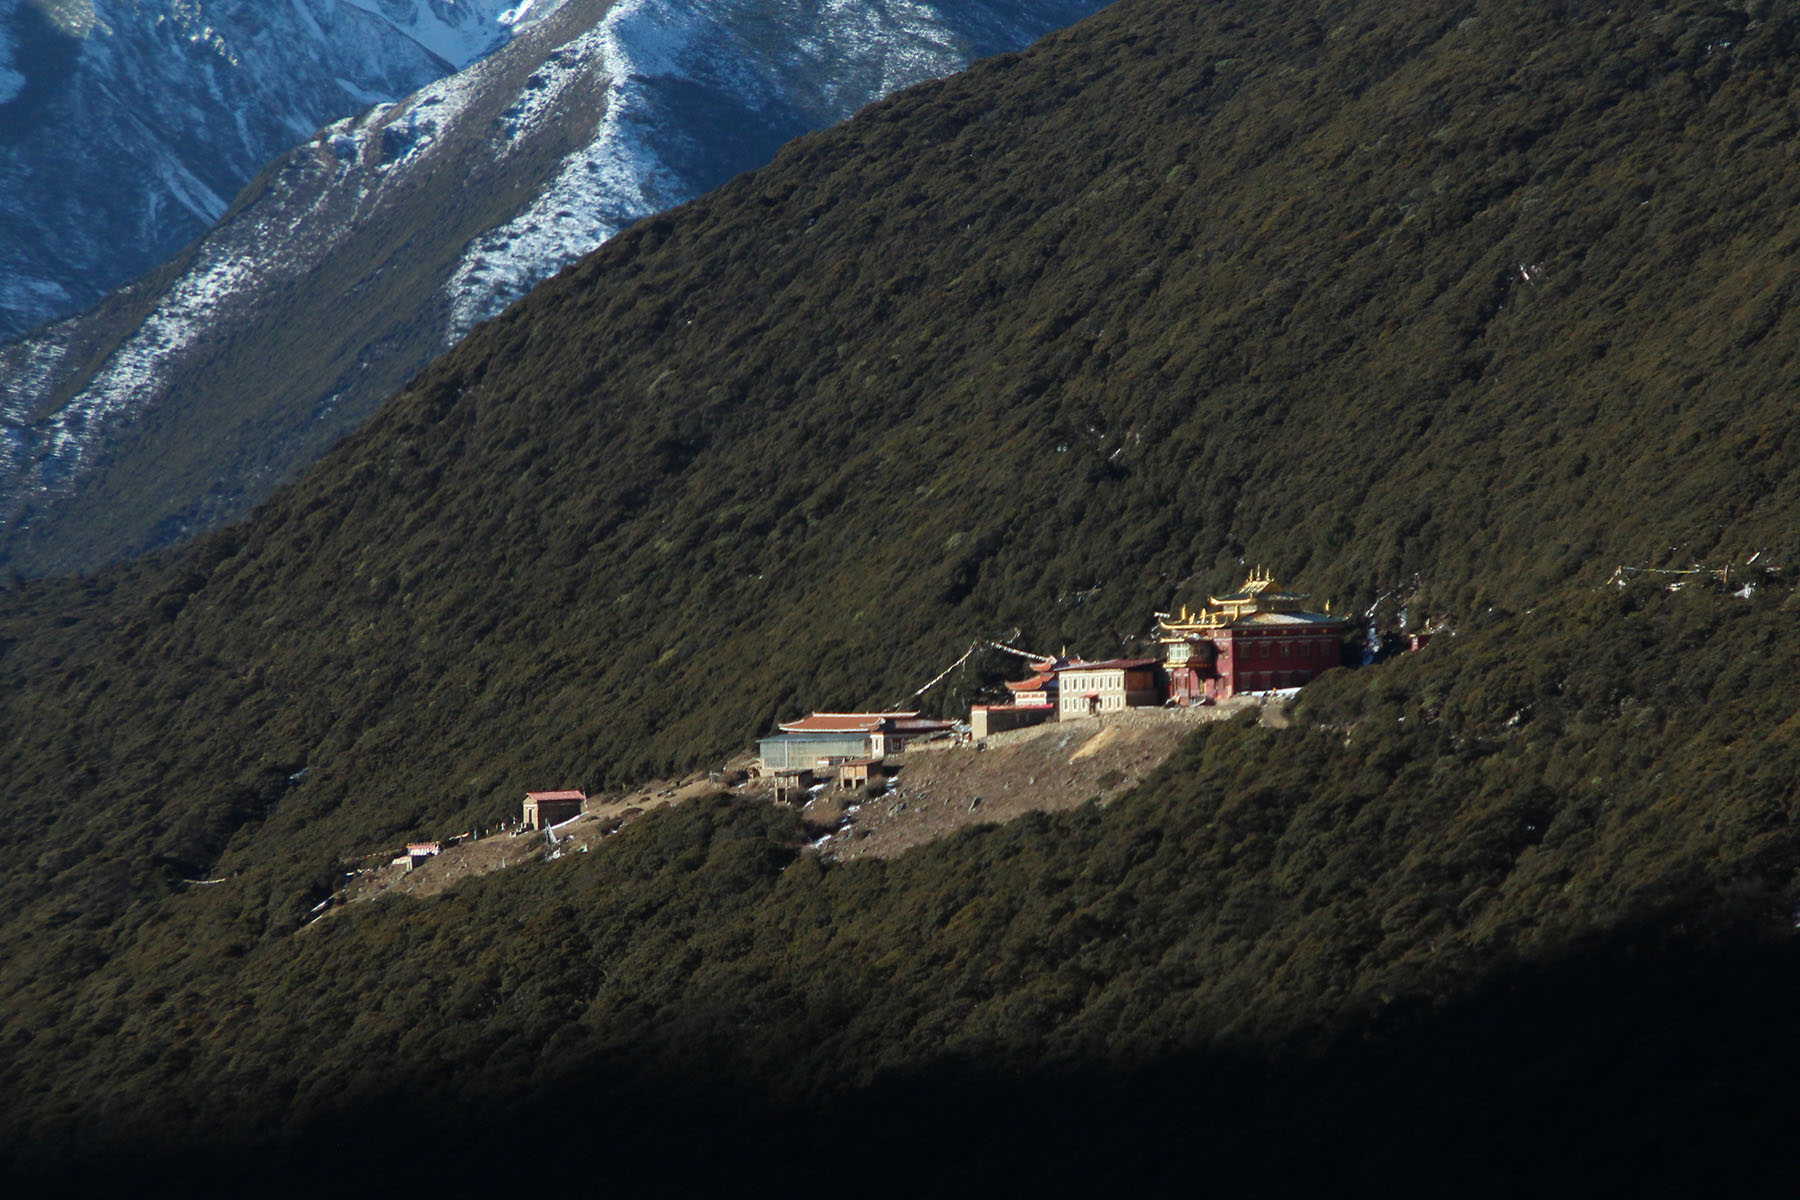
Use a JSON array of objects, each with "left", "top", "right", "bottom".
[{"left": 9, "top": 915, "right": 1794, "bottom": 1198}]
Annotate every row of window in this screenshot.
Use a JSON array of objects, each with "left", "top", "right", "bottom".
[
  {"left": 1236, "top": 638, "right": 1332, "bottom": 660},
  {"left": 1060, "top": 694, "right": 1129, "bottom": 713},
  {"left": 1061, "top": 671, "right": 1127, "bottom": 688}
]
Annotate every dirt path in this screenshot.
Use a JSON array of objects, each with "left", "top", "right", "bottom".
[
  {"left": 807, "top": 700, "right": 1262, "bottom": 861},
  {"left": 320, "top": 764, "right": 749, "bottom": 916},
  {"left": 318, "top": 703, "right": 1287, "bottom": 916}
]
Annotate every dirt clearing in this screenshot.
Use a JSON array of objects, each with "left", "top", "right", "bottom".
[{"left": 812, "top": 699, "right": 1264, "bottom": 861}]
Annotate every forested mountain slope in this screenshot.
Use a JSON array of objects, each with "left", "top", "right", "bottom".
[{"left": 5, "top": 0, "right": 1800, "bottom": 1189}]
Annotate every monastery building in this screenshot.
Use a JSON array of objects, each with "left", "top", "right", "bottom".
[{"left": 1157, "top": 567, "right": 1346, "bottom": 702}]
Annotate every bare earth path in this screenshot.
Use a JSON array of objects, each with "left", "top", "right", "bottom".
[
  {"left": 325, "top": 769, "right": 738, "bottom": 913},
  {"left": 807, "top": 699, "right": 1265, "bottom": 862},
  {"left": 323, "top": 701, "right": 1283, "bottom": 917}
]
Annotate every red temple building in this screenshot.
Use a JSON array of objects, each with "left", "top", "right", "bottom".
[
  {"left": 1158, "top": 568, "right": 1347, "bottom": 702},
  {"left": 1001, "top": 658, "right": 1061, "bottom": 708}
]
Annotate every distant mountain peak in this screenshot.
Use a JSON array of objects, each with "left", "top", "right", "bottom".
[{"left": 0, "top": 0, "right": 1110, "bottom": 575}]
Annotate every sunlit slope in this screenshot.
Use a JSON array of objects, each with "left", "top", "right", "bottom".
[{"left": 1, "top": 0, "right": 1798, "bottom": 1007}]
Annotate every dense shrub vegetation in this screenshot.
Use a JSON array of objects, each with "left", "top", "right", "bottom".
[
  {"left": 5, "top": 0, "right": 1800, "bottom": 1189},
  {"left": 6, "top": 586, "right": 1800, "bottom": 1193}
]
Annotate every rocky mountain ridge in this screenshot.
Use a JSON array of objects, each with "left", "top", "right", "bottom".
[
  {"left": 0, "top": 0, "right": 1107, "bottom": 575},
  {"left": 0, "top": 0, "right": 538, "bottom": 342}
]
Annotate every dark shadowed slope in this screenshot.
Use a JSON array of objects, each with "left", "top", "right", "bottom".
[{"left": 7, "top": 588, "right": 1800, "bottom": 1195}]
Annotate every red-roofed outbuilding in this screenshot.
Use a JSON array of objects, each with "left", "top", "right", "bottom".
[{"left": 523, "top": 790, "right": 586, "bottom": 830}]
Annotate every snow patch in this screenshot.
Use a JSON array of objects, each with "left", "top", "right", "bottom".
[
  {"left": 334, "top": 76, "right": 394, "bottom": 107},
  {"left": 288, "top": 0, "right": 328, "bottom": 43},
  {"left": 0, "top": 277, "right": 71, "bottom": 308},
  {"left": 0, "top": 6, "right": 20, "bottom": 106},
  {"left": 155, "top": 157, "right": 228, "bottom": 224},
  {"left": 23, "top": 220, "right": 277, "bottom": 491},
  {"left": 442, "top": 0, "right": 1012, "bottom": 336},
  {"left": 337, "top": 0, "right": 537, "bottom": 70},
  {"left": 502, "top": 0, "right": 578, "bottom": 29},
  {"left": 492, "top": 31, "right": 600, "bottom": 140},
  {"left": 444, "top": 0, "right": 677, "bottom": 333}
]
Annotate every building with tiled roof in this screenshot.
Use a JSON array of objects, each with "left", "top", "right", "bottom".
[
  {"left": 759, "top": 711, "right": 956, "bottom": 772},
  {"left": 1001, "top": 659, "right": 1060, "bottom": 707},
  {"left": 1157, "top": 567, "right": 1347, "bottom": 702},
  {"left": 969, "top": 656, "right": 1069, "bottom": 736},
  {"left": 522, "top": 790, "right": 586, "bottom": 829}
]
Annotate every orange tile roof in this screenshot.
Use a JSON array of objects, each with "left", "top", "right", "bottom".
[
  {"left": 778, "top": 711, "right": 918, "bottom": 733},
  {"left": 525, "top": 790, "right": 587, "bottom": 802}
]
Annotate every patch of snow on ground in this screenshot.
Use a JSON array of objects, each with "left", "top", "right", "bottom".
[
  {"left": 318, "top": 39, "right": 508, "bottom": 190},
  {"left": 502, "top": 0, "right": 575, "bottom": 29},
  {"left": 0, "top": 8, "right": 22, "bottom": 105},
  {"left": 442, "top": 0, "right": 979, "bottom": 336},
  {"left": 155, "top": 156, "right": 229, "bottom": 224},
  {"left": 287, "top": 0, "right": 329, "bottom": 43},
  {"left": 334, "top": 75, "right": 393, "bottom": 106},
  {"left": 0, "top": 277, "right": 72, "bottom": 312},
  {"left": 446, "top": 0, "right": 683, "bottom": 334},
  {"left": 491, "top": 31, "right": 599, "bottom": 142},
  {"left": 0, "top": 339, "right": 73, "bottom": 491},
  {"left": 25, "top": 225, "right": 278, "bottom": 490},
  {"left": 337, "top": 0, "right": 525, "bottom": 69},
  {"left": 366, "top": 17, "right": 523, "bottom": 161}
]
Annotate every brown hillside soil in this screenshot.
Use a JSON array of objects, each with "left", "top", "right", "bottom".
[
  {"left": 813, "top": 699, "right": 1270, "bottom": 862},
  {"left": 323, "top": 767, "right": 738, "bottom": 914},
  {"left": 319, "top": 708, "right": 1298, "bottom": 911},
  {"left": 331, "top": 833, "right": 545, "bottom": 912}
]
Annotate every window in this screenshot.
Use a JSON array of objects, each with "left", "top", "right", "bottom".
[{"left": 1281, "top": 642, "right": 1291, "bottom": 658}]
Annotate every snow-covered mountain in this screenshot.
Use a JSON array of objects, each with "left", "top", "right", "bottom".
[
  {"left": 0, "top": 0, "right": 1108, "bottom": 574},
  {"left": 0, "top": 0, "right": 549, "bottom": 343}
]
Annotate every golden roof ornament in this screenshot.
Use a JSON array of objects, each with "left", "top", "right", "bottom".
[{"left": 1158, "top": 566, "right": 1341, "bottom": 639}]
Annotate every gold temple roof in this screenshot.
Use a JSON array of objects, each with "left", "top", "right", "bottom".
[{"left": 1157, "top": 567, "right": 1340, "bottom": 637}]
